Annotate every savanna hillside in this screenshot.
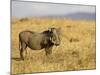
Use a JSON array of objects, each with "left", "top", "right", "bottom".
[{"left": 11, "top": 17, "right": 96, "bottom": 74}]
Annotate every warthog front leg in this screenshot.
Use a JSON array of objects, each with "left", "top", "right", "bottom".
[
  {"left": 43, "top": 46, "right": 53, "bottom": 63},
  {"left": 45, "top": 46, "right": 53, "bottom": 56}
]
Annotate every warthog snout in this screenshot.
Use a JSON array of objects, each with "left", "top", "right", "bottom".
[{"left": 54, "top": 41, "right": 60, "bottom": 46}]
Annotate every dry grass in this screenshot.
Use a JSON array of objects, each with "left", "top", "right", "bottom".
[{"left": 11, "top": 17, "right": 96, "bottom": 74}]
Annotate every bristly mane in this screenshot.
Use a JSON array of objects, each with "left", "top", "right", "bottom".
[
  {"left": 42, "top": 30, "right": 49, "bottom": 34},
  {"left": 42, "top": 30, "right": 52, "bottom": 37}
]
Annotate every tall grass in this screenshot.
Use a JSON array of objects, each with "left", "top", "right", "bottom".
[{"left": 11, "top": 17, "right": 96, "bottom": 74}]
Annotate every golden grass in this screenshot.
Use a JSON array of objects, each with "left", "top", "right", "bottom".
[{"left": 11, "top": 17, "right": 96, "bottom": 74}]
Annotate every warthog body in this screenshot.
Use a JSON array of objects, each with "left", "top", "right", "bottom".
[{"left": 19, "top": 28, "right": 60, "bottom": 60}]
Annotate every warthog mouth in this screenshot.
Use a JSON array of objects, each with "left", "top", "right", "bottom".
[
  {"left": 55, "top": 44, "right": 60, "bottom": 46},
  {"left": 54, "top": 42, "right": 60, "bottom": 46},
  {"left": 51, "top": 38, "right": 60, "bottom": 46},
  {"left": 51, "top": 40, "right": 60, "bottom": 46}
]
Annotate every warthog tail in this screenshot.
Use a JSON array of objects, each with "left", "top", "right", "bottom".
[{"left": 19, "top": 35, "right": 21, "bottom": 51}]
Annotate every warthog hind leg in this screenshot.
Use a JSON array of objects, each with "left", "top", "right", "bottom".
[{"left": 20, "top": 42, "right": 27, "bottom": 60}]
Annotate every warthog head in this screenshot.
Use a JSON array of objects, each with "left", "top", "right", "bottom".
[{"left": 49, "top": 27, "right": 61, "bottom": 46}]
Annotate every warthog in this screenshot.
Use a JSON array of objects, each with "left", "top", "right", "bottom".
[{"left": 19, "top": 28, "right": 61, "bottom": 60}]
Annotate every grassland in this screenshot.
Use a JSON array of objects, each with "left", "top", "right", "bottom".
[{"left": 11, "top": 17, "right": 96, "bottom": 74}]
